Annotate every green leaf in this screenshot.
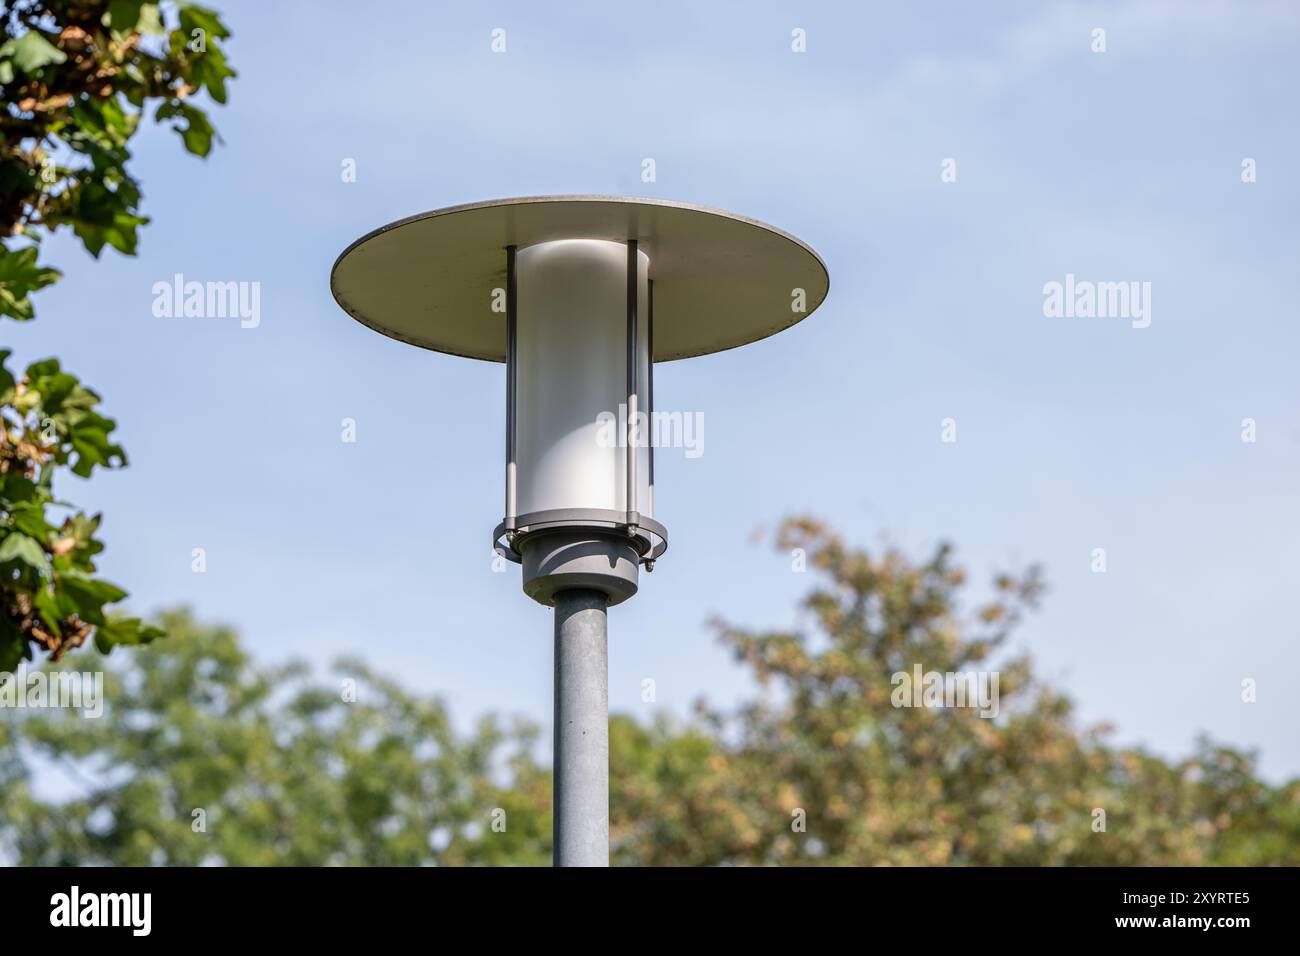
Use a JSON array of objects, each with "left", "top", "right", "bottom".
[
  {"left": 0, "top": 349, "right": 15, "bottom": 393},
  {"left": 0, "top": 247, "right": 62, "bottom": 322},
  {"left": 58, "top": 570, "right": 129, "bottom": 623},
  {"left": 0, "top": 532, "right": 49, "bottom": 572},
  {"left": 137, "top": 5, "right": 167, "bottom": 36},
  {"left": 108, "top": 0, "right": 148, "bottom": 32},
  {"left": 95, "top": 617, "right": 165, "bottom": 653},
  {"left": 10, "top": 503, "right": 55, "bottom": 539},
  {"left": 156, "top": 101, "right": 216, "bottom": 157},
  {"left": 0, "top": 32, "right": 68, "bottom": 74},
  {"left": 33, "top": 587, "right": 77, "bottom": 634},
  {"left": 0, "top": 630, "right": 24, "bottom": 675},
  {"left": 193, "top": 42, "right": 235, "bottom": 104},
  {"left": 178, "top": 4, "right": 232, "bottom": 41},
  {"left": 0, "top": 473, "right": 40, "bottom": 508}
]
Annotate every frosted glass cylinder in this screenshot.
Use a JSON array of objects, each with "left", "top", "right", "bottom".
[{"left": 515, "top": 239, "right": 651, "bottom": 519}]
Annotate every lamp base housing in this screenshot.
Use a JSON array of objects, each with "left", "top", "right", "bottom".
[{"left": 520, "top": 530, "right": 640, "bottom": 607}]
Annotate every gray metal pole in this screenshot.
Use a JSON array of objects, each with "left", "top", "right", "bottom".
[{"left": 553, "top": 588, "right": 609, "bottom": 867}]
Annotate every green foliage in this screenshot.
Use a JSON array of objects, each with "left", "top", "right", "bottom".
[
  {"left": 0, "top": 31, "right": 66, "bottom": 77},
  {"left": 1, "top": 0, "right": 236, "bottom": 258},
  {"left": 0, "top": 349, "right": 161, "bottom": 671},
  {"left": 1, "top": 1, "right": 235, "bottom": 663},
  {"left": 0, "top": 610, "right": 551, "bottom": 866},
  {"left": 2, "top": 521, "right": 1295, "bottom": 866},
  {"left": 610, "top": 518, "right": 1300, "bottom": 865},
  {"left": 0, "top": 245, "right": 59, "bottom": 321}
]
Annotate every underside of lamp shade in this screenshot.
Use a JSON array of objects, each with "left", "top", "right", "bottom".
[{"left": 329, "top": 196, "right": 829, "bottom": 363}]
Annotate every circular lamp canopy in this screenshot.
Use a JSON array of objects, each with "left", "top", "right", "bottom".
[{"left": 330, "top": 195, "right": 829, "bottom": 363}]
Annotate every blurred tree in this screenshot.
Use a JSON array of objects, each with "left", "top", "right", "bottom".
[
  {"left": 0, "top": 609, "right": 552, "bottom": 865},
  {"left": 1, "top": 1, "right": 235, "bottom": 668},
  {"left": 2, "top": 519, "right": 1295, "bottom": 865},
  {"left": 610, "top": 518, "right": 1300, "bottom": 866}
]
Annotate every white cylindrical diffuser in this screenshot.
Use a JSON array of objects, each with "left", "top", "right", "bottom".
[{"left": 514, "top": 239, "right": 651, "bottom": 520}]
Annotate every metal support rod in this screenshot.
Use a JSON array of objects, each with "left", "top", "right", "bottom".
[
  {"left": 505, "top": 245, "right": 518, "bottom": 530},
  {"left": 625, "top": 240, "right": 638, "bottom": 527},
  {"left": 553, "top": 588, "right": 609, "bottom": 867},
  {"left": 647, "top": 278, "right": 655, "bottom": 518}
]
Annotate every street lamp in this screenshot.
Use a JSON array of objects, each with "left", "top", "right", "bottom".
[{"left": 331, "top": 196, "right": 828, "bottom": 866}]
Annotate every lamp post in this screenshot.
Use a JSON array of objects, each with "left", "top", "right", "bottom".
[{"left": 331, "top": 196, "right": 828, "bottom": 866}]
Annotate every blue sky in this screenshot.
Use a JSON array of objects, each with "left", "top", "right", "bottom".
[{"left": 8, "top": 0, "right": 1300, "bottom": 780}]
